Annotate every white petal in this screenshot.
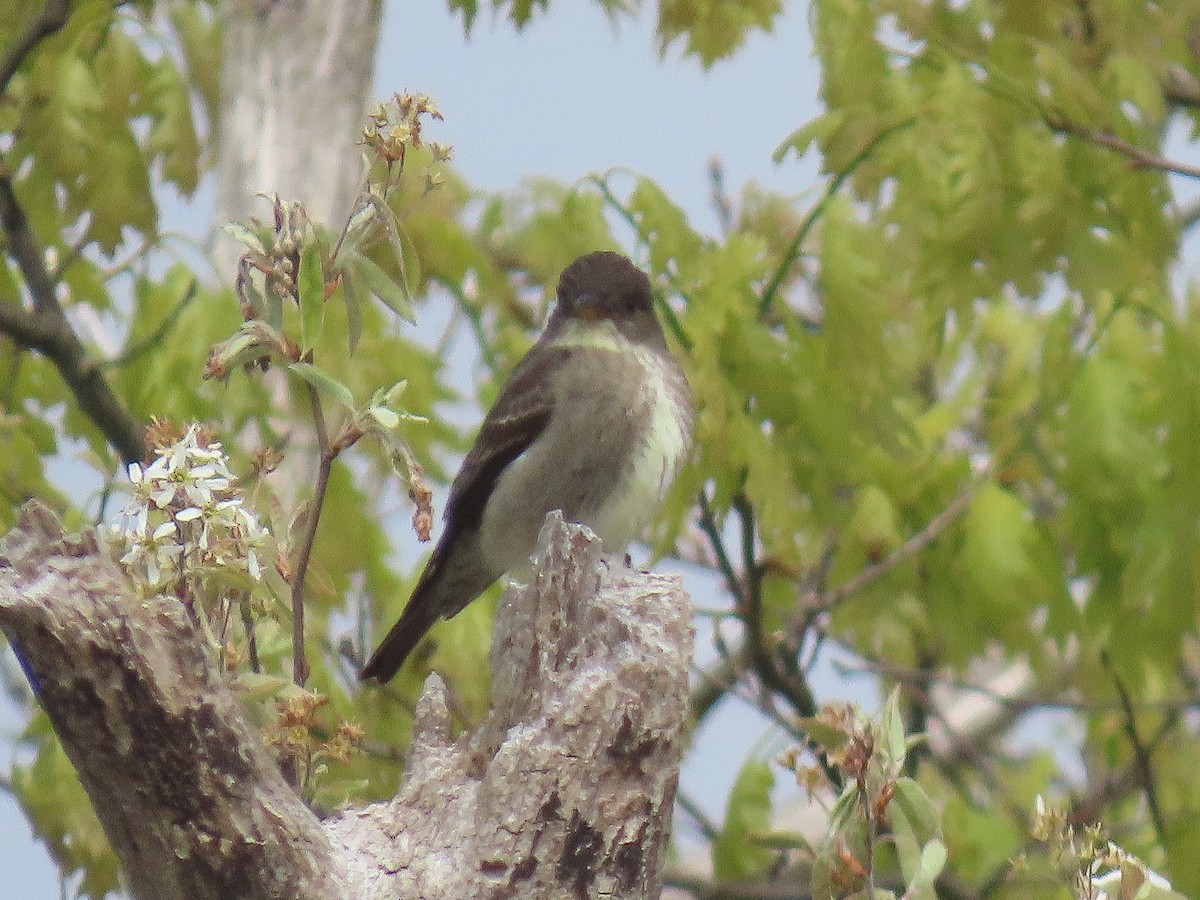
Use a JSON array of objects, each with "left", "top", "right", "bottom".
[{"left": 152, "top": 520, "right": 178, "bottom": 541}]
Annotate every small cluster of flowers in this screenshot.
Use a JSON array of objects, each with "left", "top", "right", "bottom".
[
  {"left": 360, "top": 91, "right": 451, "bottom": 168},
  {"left": 1028, "top": 795, "right": 1179, "bottom": 900},
  {"left": 110, "top": 424, "right": 268, "bottom": 591}
]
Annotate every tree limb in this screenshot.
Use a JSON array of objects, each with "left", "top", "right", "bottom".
[
  {"left": 0, "top": 175, "right": 146, "bottom": 463},
  {"left": 801, "top": 476, "right": 982, "bottom": 617}
]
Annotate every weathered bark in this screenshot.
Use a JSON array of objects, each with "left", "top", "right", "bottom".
[
  {"left": 0, "top": 503, "right": 341, "bottom": 899},
  {"left": 0, "top": 506, "right": 692, "bottom": 899},
  {"left": 330, "top": 513, "right": 692, "bottom": 897},
  {"left": 213, "top": 0, "right": 383, "bottom": 276}
]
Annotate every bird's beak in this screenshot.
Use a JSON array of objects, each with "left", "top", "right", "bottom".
[{"left": 573, "top": 293, "right": 608, "bottom": 322}]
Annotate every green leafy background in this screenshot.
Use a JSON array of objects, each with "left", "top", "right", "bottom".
[{"left": 2, "top": 0, "right": 1200, "bottom": 896}]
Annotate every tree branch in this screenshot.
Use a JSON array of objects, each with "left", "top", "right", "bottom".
[
  {"left": 1162, "top": 65, "right": 1200, "bottom": 110},
  {"left": 0, "top": 175, "right": 146, "bottom": 463},
  {"left": 1048, "top": 114, "right": 1200, "bottom": 180},
  {"left": 332, "top": 512, "right": 692, "bottom": 896},
  {"left": 1101, "top": 650, "right": 1167, "bottom": 841},
  {"left": 98, "top": 279, "right": 198, "bottom": 370},
  {"left": 0, "top": 0, "right": 70, "bottom": 96},
  {"left": 803, "top": 474, "right": 982, "bottom": 618}
]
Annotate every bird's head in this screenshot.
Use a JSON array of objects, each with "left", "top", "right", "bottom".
[{"left": 553, "top": 251, "right": 655, "bottom": 323}]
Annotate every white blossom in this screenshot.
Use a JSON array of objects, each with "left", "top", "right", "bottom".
[{"left": 111, "top": 424, "right": 268, "bottom": 591}]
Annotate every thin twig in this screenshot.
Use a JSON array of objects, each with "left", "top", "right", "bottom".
[
  {"left": 1050, "top": 114, "right": 1200, "bottom": 180},
  {"left": 860, "top": 776, "right": 877, "bottom": 898},
  {"left": 707, "top": 158, "right": 734, "bottom": 237},
  {"left": 758, "top": 118, "right": 916, "bottom": 320},
  {"left": 446, "top": 282, "right": 499, "bottom": 369},
  {"left": 838, "top": 655, "right": 1200, "bottom": 714},
  {"left": 1100, "top": 650, "right": 1167, "bottom": 841},
  {"left": 290, "top": 382, "right": 334, "bottom": 687},
  {"left": 0, "top": 0, "right": 70, "bottom": 95},
  {"left": 696, "top": 489, "right": 748, "bottom": 609},
  {"left": 100, "top": 280, "right": 198, "bottom": 369},
  {"left": 688, "top": 645, "right": 749, "bottom": 724},
  {"left": 725, "top": 492, "right": 840, "bottom": 785},
  {"left": 675, "top": 789, "right": 720, "bottom": 843},
  {"left": 805, "top": 474, "right": 983, "bottom": 616}
]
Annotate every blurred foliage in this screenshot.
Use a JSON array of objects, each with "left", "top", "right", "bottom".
[{"left": 1, "top": 0, "right": 1200, "bottom": 897}]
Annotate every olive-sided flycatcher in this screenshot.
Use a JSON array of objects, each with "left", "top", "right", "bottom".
[{"left": 360, "top": 251, "right": 694, "bottom": 683}]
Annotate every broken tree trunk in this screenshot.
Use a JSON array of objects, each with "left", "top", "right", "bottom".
[{"left": 0, "top": 505, "right": 692, "bottom": 899}]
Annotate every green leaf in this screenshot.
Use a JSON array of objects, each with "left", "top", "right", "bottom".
[
  {"left": 288, "top": 362, "right": 354, "bottom": 409},
  {"left": 957, "top": 483, "right": 1037, "bottom": 617},
  {"left": 910, "top": 840, "right": 947, "bottom": 898},
  {"left": 880, "top": 686, "right": 906, "bottom": 773},
  {"left": 144, "top": 56, "right": 200, "bottom": 194},
  {"left": 353, "top": 254, "right": 415, "bottom": 323},
  {"left": 367, "top": 405, "right": 400, "bottom": 430},
  {"left": 383, "top": 379, "right": 408, "bottom": 406},
  {"left": 205, "top": 322, "right": 283, "bottom": 379},
  {"left": 298, "top": 243, "right": 325, "bottom": 352},
  {"left": 774, "top": 109, "right": 847, "bottom": 163},
  {"left": 222, "top": 222, "right": 266, "bottom": 255},
  {"left": 169, "top": 2, "right": 222, "bottom": 123},
  {"left": 750, "top": 830, "right": 812, "bottom": 851},
  {"left": 448, "top": 0, "right": 480, "bottom": 31},
  {"left": 656, "top": 0, "right": 783, "bottom": 67},
  {"left": 796, "top": 715, "right": 852, "bottom": 755},
  {"left": 234, "top": 672, "right": 292, "bottom": 701},
  {"left": 712, "top": 758, "right": 775, "bottom": 880},
  {"left": 827, "top": 781, "right": 859, "bottom": 834},
  {"left": 628, "top": 177, "right": 703, "bottom": 276},
  {"left": 846, "top": 484, "right": 902, "bottom": 560},
  {"left": 890, "top": 777, "right": 942, "bottom": 889}
]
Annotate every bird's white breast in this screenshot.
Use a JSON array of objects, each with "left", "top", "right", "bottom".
[
  {"left": 553, "top": 320, "right": 691, "bottom": 550},
  {"left": 480, "top": 318, "right": 692, "bottom": 574}
]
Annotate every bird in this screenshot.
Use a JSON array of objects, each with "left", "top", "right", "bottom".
[{"left": 359, "top": 251, "right": 694, "bottom": 683}]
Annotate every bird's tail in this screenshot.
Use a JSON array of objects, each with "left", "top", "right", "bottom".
[
  {"left": 360, "top": 528, "right": 498, "bottom": 684},
  {"left": 358, "top": 595, "right": 440, "bottom": 684}
]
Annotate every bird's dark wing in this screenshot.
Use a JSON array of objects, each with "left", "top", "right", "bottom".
[
  {"left": 358, "top": 345, "right": 571, "bottom": 683},
  {"left": 441, "top": 344, "right": 572, "bottom": 534}
]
